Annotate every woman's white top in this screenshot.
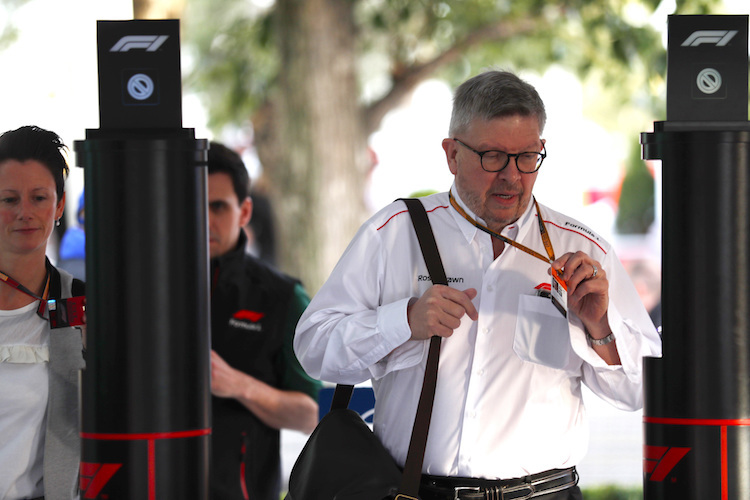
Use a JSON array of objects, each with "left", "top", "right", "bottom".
[{"left": 0, "top": 301, "right": 49, "bottom": 500}]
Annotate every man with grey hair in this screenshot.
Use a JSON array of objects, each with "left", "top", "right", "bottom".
[{"left": 294, "top": 70, "right": 661, "bottom": 499}]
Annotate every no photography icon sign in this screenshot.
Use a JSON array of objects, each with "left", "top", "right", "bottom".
[
  {"left": 696, "top": 68, "right": 722, "bottom": 95},
  {"left": 127, "top": 73, "right": 155, "bottom": 100}
]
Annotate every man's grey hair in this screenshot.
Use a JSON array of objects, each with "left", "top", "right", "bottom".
[{"left": 448, "top": 70, "right": 547, "bottom": 137}]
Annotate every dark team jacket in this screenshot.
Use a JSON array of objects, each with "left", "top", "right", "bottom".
[{"left": 209, "top": 231, "right": 320, "bottom": 500}]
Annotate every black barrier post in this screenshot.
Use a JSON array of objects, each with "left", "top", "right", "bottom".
[
  {"left": 641, "top": 14, "right": 750, "bottom": 499},
  {"left": 74, "top": 20, "right": 210, "bottom": 499}
]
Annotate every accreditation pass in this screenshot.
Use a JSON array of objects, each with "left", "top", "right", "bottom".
[{"left": 550, "top": 267, "right": 568, "bottom": 318}]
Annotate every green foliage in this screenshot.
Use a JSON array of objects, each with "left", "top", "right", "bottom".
[
  {"left": 408, "top": 189, "right": 439, "bottom": 198},
  {"left": 183, "top": 0, "right": 730, "bottom": 135},
  {"left": 0, "top": 0, "right": 32, "bottom": 51},
  {"left": 616, "top": 139, "right": 655, "bottom": 234},
  {"left": 183, "top": 0, "right": 278, "bottom": 129},
  {"left": 581, "top": 484, "right": 643, "bottom": 500}
]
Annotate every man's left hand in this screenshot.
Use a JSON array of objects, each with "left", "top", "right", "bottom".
[{"left": 552, "top": 251, "right": 609, "bottom": 333}]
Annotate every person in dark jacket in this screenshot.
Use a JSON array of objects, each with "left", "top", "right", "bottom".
[{"left": 206, "top": 141, "right": 321, "bottom": 500}]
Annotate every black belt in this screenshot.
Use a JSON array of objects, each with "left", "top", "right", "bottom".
[{"left": 419, "top": 467, "right": 578, "bottom": 500}]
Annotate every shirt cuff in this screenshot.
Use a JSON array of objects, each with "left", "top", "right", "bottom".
[
  {"left": 605, "top": 304, "right": 646, "bottom": 382},
  {"left": 370, "top": 297, "right": 428, "bottom": 379},
  {"left": 570, "top": 304, "right": 642, "bottom": 378}
]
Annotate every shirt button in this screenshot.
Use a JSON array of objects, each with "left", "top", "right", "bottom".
[
  {"left": 487, "top": 285, "right": 494, "bottom": 292},
  {"left": 476, "top": 369, "right": 484, "bottom": 376},
  {"left": 482, "top": 328, "right": 490, "bottom": 335}
]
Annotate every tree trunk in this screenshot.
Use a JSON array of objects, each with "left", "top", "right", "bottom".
[
  {"left": 272, "top": 0, "right": 368, "bottom": 293},
  {"left": 132, "top": 0, "right": 185, "bottom": 19}
]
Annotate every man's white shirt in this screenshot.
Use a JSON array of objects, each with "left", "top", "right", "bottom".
[{"left": 295, "top": 185, "right": 662, "bottom": 479}]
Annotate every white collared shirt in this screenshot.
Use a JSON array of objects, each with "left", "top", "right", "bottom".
[{"left": 295, "top": 186, "right": 662, "bottom": 479}]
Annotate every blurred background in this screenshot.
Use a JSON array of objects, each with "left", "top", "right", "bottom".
[{"left": 1, "top": 0, "right": 748, "bottom": 496}]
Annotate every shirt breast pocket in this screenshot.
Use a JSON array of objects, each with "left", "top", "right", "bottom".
[{"left": 513, "top": 294, "right": 571, "bottom": 370}]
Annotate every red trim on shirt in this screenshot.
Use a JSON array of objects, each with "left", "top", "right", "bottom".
[
  {"left": 376, "top": 204, "right": 607, "bottom": 257},
  {"left": 377, "top": 204, "right": 449, "bottom": 231},
  {"left": 541, "top": 218, "right": 607, "bottom": 254}
]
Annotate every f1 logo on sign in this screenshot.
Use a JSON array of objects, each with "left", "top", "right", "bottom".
[
  {"left": 96, "top": 20, "right": 182, "bottom": 129},
  {"left": 79, "top": 462, "right": 122, "bottom": 499},
  {"left": 644, "top": 445, "right": 691, "bottom": 482},
  {"left": 681, "top": 30, "right": 738, "bottom": 47},
  {"left": 666, "top": 15, "right": 748, "bottom": 121},
  {"left": 109, "top": 35, "right": 169, "bottom": 105},
  {"left": 110, "top": 35, "right": 169, "bottom": 52}
]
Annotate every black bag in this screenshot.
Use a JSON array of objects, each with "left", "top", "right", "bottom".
[
  {"left": 285, "top": 401, "right": 401, "bottom": 499},
  {"left": 285, "top": 199, "right": 447, "bottom": 500}
]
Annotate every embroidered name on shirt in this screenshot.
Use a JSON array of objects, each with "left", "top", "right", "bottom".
[
  {"left": 418, "top": 275, "right": 465, "bottom": 284},
  {"left": 563, "top": 221, "right": 599, "bottom": 241}
]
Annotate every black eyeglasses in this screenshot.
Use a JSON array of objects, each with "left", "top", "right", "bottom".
[{"left": 453, "top": 138, "right": 546, "bottom": 173}]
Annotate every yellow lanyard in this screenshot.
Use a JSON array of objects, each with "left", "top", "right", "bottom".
[{"left": 448, "top": 191, "right": 556, "bottom": 264}]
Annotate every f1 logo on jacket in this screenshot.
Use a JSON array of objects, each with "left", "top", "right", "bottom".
[{"left": 229, "top": 309, "right": 265, "bottom": 332}]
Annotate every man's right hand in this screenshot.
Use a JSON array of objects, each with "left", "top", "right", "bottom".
[{"left": 407, "top": 285, "right": 478, "bottom": 340}]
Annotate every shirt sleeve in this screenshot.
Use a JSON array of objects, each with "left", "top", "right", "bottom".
[
  {"left": 569, "top": 248, "right": 663, "bottom": 410},
  {"left": 294, "top": 218, "right": 420, "bottom": 385},
  {"left": 280, "top": 282, "right": 323, "bottom": 400}
]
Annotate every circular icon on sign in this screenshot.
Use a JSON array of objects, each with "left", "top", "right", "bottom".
[
  {"left": 127, "top": 73, "right": 155, "bottom": 101},
  {"left": 696, "top": 68, "right": 722, "bottom": 95}
]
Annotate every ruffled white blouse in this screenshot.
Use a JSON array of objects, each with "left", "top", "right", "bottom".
[{"left": 0, "top": 301, "right": 49, "bottom": 499}]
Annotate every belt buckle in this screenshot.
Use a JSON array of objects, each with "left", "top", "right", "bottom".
[
  {"left": 454, "top": 486, "right": 480, "bottom": 500},
  {"left": 501, "top": 482, "right": 535, "bottom": 500}
]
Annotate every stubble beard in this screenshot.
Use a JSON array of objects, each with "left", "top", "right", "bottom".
[{"left": 457, "top": 182, "right": 525, "bottom": 234}]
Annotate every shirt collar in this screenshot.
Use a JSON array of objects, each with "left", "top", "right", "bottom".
[{"left": 448, "top": 183, "right": 536, "bottom": 244}]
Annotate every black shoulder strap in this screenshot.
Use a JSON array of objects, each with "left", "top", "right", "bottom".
[
  {"left": 330, "top": 198, "right": 447, "bottom": 499},
  {"left": 330, "top": 384, "right": 354, "bottom": 411},
  {"left": 401, "top": 198, "right": 447, "bottom": 286},
  {"left": 397, "top": 197, "right": 445, "bottom": 498}
]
